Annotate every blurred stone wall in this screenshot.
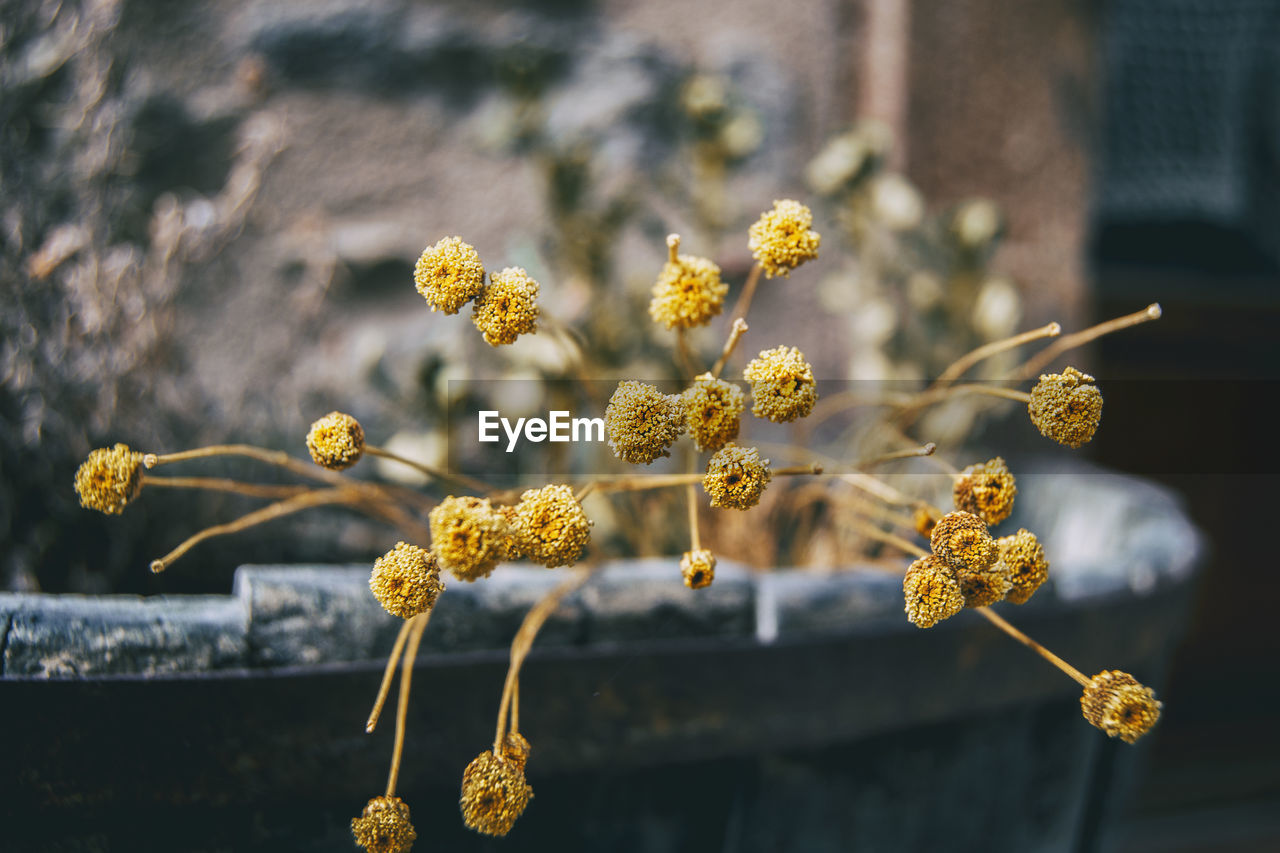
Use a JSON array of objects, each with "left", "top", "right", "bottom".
[{"left": 1, "top": 0, "right": 1099, "bottom": 593}]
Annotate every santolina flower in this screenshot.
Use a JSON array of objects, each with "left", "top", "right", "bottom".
[
  {"left": 682, "top": 374, "right": 744, "bottom": 452},
  {"left": 473, "top": 266, "right": 539, "bottom": 346},
  {"left": 429, "top": 496, "right": 509, "bottom": 582},
  {"left": 1081, "top": 670, "right": 1162, "bottom": 744},
  {"left": 460, "top": 750, "right": 533, "bottom": 837},
  {"left": 648, "top": 235, "right": 728, "bottom": 329},
  {"left": 369, "top": 542, "right": 444, "bottom": 619},
  {"left": 903, "top": 555, "right": 965, "bottom": 628},
  {"left": 351, "top": 795, "right": 417, "bottom": 853},
  {"left": 1028, "top": 366, "right": 1103, "bottom": 449},
  {"left": 512, "top": 484, "right": 591, "bottom": 568},
  {"left": 605, "top": 380, "right": 685, "bottom": 465},
  {"left": 998, "top": 528, "right": 1050, "bottom": 604},
  {"left": 953, "top": 457, "right": 1017, "bottom": 526},
  {"left": 930, "top": 510, "right": 998, "bottom": 573},
  {"left": 748, "top": 199, "right": 821, "bottom": 278},
  {"left": 743, "top": 346, "right": 818, "bottom": 423},
  {"left": 955, "top": 557, "right": 1012, "bottom": 608},
  {"left": 680, "top": 549, "right": 717, "bottom": 589},
  {"left": 306, "top": 411, "right": 365, "bottom": 471},
  {"left": 414, "top": 236, "right": 485, "bottom": 315},
  {"left": 703, "top": 444, "right": 771, "bottom": 510},
  {"left": 74, "top": 444, "right": 145, "bottom": 514}
]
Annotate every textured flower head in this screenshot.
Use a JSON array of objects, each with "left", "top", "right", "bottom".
[
  {"left": 903, "top": 555, "right": 965, "bottom": 628},
  {"left": 414, "top": 236, "right": 485, "bottom": 315},
  {"left": 473, "top": 266, "right": 539, "bottom": 346},
  {"left": 605, "top": 380, "right": 685, "bottom": 465},
  {"left": 648, "top": 234, "right": 728, "bottom": 329},
  {"left": 369, "top": 542, "right": 445, "bottom": 619},
  {"left": 1028, "top": 366, "right": 1103, "bottom": 449},
  {"left": 512, "top": 484, "right": 591, "bottom": 568},
  {"left": 955, "top": 556, "right": 1012, "bottom": 608},
  {"left": 429, "top": 496, "right": 509, "bottom": 582},
  {"left": 703, "top": 444, "right": 771, "bottom": 510},
  {"left": 748, "top": 199, "right": 821, "bottom": 278},
  {"left": 952, "top": 457, "right": 1017, "bottom": 526},
  {"left": 306, "top": 411, "right": 365, "bottom": 470},
  {"left": 743, "top": 346, "right": 818, "bottom": 423},
  {"left": 352, "top": 795, "right": 417, "bottom": 853},
  {"left": 74, "top": 444, "right": 145, "bottom": 514},
  {"left": 681, "top": 374, "right": 744, "bottom": 452},
  {"left": 1081, "top": 670, "right": 1162, "bottom": 744},
  {"left": 998, "top": 528, "right": 1050, "bottom": 604},
  {"left": 680, "top": 549, "right": 717, "bottom": 589},
  {"left": 930, "top": 510, "right": 998, "bottom": 573},
  {"left": 460, "top": 750, "right": 533, "bottom": 837}
]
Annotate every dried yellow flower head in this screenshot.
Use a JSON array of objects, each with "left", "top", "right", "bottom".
[
  {"left": 680, "top": 549, "right": 717, "bottom": 589},
  {"left": 913, "top": 504, "right": 940, "bottom": 539},
  {"left": 460, "top": 750, "right": 533, "bottom": 837},
  {"left": 1028, "top": 366, "right": 1103, "bottom": 449},
  {"left": 502, "top": 731, "right": 532, "bottom": 772},
  {"left": 903, "top": 555, "right": 965, "bottom": 628},
  {"left": 512, "top": 484, "right": 591, "bottom": 568},
  {"left": 351, "top": 795, "right": 417, "bottom": 853},
  {"left": 930, "top": 510, "right": 998, "bottom": 573},
  {"left": 429, "top": 496, "right": 509, "bottom": 582},
  {"left": 703, "top": 444, "right": 771, "bottom": 510},
  {"left": 955, "top": 557, "right": 1012, "bottom": 608},
  {"left": 648, "top": 235, "right": 728, "bottom": 329},
  {"left": 743, "top": 346, "right": 818, "bottom": 423},
  {"left": 472, "top": 266, "right": 539, "bottom": 346},
  {"left": 605, "top": 380, "right": 685, "bottom": 465},
  {"left": 497, "top": 505, "right": 525, "bottom": 561},
  {"left": 998, "top": 528, "right": 1050, "bottom": 604},
  {"left": 952, "top": 457, "right": 1017, "bottom": 526},
  {"left": 369, "top": 542, "right": 445, "bottom": 619},
  {"left": 414, "top": 236, "right": 485, "bottom": 315},
  {"left": 74, "top": 444, "right": 145, "bottom": 514},
  {"left": 748, "top": 198, "right": 821, "bottom": 278},
  {"left": 1081, "top": 670, "right": 1162, "bottom": 744},
  {"left": 681, "top": 374, "right": 744, "bottom": 452},
  {"left": 306, "top": 411, "right": 365, "bottom": 470}
]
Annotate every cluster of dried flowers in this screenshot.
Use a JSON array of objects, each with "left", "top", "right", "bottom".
[{"left": 73, "top": 197, "right": 1167, "bottom": 851}]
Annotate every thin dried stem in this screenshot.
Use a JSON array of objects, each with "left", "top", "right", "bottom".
[
  {"left": 727, "top": 263, "right": 763, "bottom": 326},
  {"left": 574, "top": 482, "right": 597, "bottom": 502},
  {"left": 976, "top": 607, "right": 1090, "bottom": 686},
  {"left": 844, "top": 517, "right": 929, "bottom": 559},
  {"left": 674, "top": 326, "right": 699, "bottom": 379},
  {"left": 710, "top": 318, "right": 749, "bottom": 379},
  {"left": 365, "top": 445, "right": 493, "bottom": 496},
  {"left": 149, "top": 488, "right": 357, "bottom": 573},
  {"left": 386, "top": 611, "right": 431, "bottom": 796},
  {"left": 141, "top": 475, "right": 310, "bottom": 500},
  {"left": 1010, "top": 303, "right": 1162, "bottom": 381},
  {"left": 840, "top": 471, "right": 918, "bottom": 507},
  {"left": 850, "top": 443, "right": 936, "bottom": 469},
  {"left": 144, "top": 444, "right": 328, "bottom": 482},
  {"left": 510, "top": 676, "right": 520, "bottom": 736},
  {"left": 366, "top": 618, "right": 416, "bottom": 734},
  {"left": 934, "top": 321, "right": 1062, "bottom": 385},
  {"left": 686, "top": 481, "right": 701, "bottom": 551}
]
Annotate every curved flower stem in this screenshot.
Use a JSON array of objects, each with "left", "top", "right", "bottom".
[
  {"left": 844, "top": 517, "right": 929, "bottom": 559},
  {"left": 976, "top": 606, "right": 1090, "bottom": 686},
  {"left": 674, "top": 327, "right": 699, "bottom": 380},
  {"left": 366, "top": 617, "right": 417, "bottom": 734},
  {"left": 144, "top": 444, "right": 330, "bottom": 482},
  {"left": 365, "top": 445, "right": 494, "bottom": 496},
  {"left": 141, "top": 475, "right": 310, "bottom": 500},
  {"left": 386, "top": 611, "right": 431, "bottom": 797},
  {"left": 1008, "top": 303, "right": 1162, "bottom": 381},
  {"left": 933, "top": 321, "right": 1062, "bottom": 385},
  {"left": 727, "top": 263, "right": 763, "bottom": 326},
  {"left": 710, "top": 318, "right": 749, "bottom": 379}
]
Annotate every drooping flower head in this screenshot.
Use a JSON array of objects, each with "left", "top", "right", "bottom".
[
  {"left": 648, "top": 234, "right": 728, "bottom": 329},
  {"left": 681, "top": 373, "right": 744, "bottom": 452},
  {"left": 952, "top": 457, "right": 1017, "bottom": 526},
  {"left": 604, "top": 380, "right": 685, "bottom": 465},
  {"left": 748, "top": 199, "right": 821, "bottom": 278},
  {"left": 743, "top": 346, "right": 818, "bottom": 423},
  {"left": 930, "top": 510, "right": 998, "bottom": 573},
  {"left": 954, "top": 557, "right": 1012, "bottom": 608},
  {"left": 414, "top": 236, "right": 485, "bottom": 315},
  {"left": 306, "top": 411, "right": 365, "bottom": 470},
  {"left": 74, "top": 444, "right": 146, "bottom": 514},
  {"left": 429, "top": 496, "right": 509, "bottom": 582},
  {"left": 351, "top": 795, "right": 417, "bottom": 853},
  {"left": 369, "top": 542, "right": 445, "bottom": 619},
  {"left": 903, "top": 555, "right": 965, "bottom": 628},
  {"left": 473, "top": 266, "right": 539, "bottom": 346},
  {"left": 512, "top": 484, "right": 591, "bottom": 568},
  {"left": 460, "top": 750, "right": 533, "bottom": 837},
  {"left": 680, "top": 549, "right": 717, "bottom": 589},
  {"left": 1081, "top": 670, "right": 1162, "bottom": 744},
  {"left": 998, "top": 528, "right": 1050, "bottom": 604},
  {"left": 703, "top": 444, "right": 771, "bottom": 510},
  {"left": 1028, "top": 366, "right": 1103, "bottom": 449}
]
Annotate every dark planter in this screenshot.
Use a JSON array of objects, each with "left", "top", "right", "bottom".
[{"left": 0, "top": 461, "right": 1203, "bottom": 853}]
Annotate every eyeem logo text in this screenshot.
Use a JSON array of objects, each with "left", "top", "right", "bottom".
[{"left": 478, "top": 410, "right": 605, "bottom": 452}]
